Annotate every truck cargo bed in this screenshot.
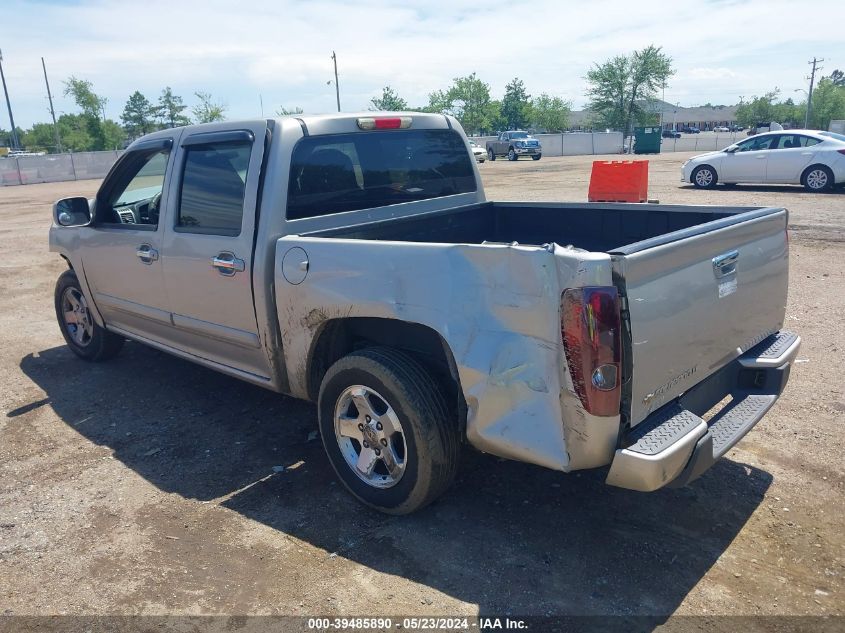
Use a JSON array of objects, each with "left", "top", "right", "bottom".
[{"left": 305, "top": 201, "right": 774, "bottom": 253}]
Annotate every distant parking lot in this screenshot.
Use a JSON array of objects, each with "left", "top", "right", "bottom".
[{"left": 0, "top": 151, "right": 842, "bottom": 621}]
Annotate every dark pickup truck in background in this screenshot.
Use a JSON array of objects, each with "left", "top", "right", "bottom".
[{"left": 485, "top": 130, "right": 542, "bottom": 161}]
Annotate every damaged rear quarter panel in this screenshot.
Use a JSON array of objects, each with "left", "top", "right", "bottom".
[{"left": 276, "top": 235, "right": 579, "bottom": 470}]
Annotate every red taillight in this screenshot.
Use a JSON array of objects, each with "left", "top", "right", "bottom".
[
  {"left": 560, "top": 287, "right": 622, "bottom": 417},
  {"left": 356, "top": 116, "right": 412, "bottom": 130}
]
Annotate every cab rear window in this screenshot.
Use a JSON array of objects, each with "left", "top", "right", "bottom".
[{"left": 286, "top": 129, "right": 476, "bottom": 220}]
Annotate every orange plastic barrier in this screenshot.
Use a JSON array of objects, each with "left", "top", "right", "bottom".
[{"left": 588, "top": 160, "right": 649, "bottom": 203}]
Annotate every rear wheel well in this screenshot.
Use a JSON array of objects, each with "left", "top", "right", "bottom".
[
  {"left": 307, "top": 318, "right": 466, "bottom": 434},
  {"left": 801, "top": 163, "right": 834, "bottom": 188}
]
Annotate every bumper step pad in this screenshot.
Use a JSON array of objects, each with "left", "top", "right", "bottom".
[
  {"left": 709, "top": 394, "right": 776, "bottom": 458},
  {"left": 740, "top": 330, "right": 800, "bottom": 368},
  {"left": 624, "top": 404, "right": 704, "bottom": 456}
]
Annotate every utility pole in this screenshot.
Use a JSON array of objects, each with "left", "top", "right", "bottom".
[
  {"left": 41, "top": 57, "right": 62, "bottom": 153},
  {"left": 0, "top": 49, "right": 19, "bottom": 150},
  {"left": 331, "top": 51, "right": 341, "bottom": 112},
  {"left": 806, "top": 57, "right": 824, "bottom": 128}
]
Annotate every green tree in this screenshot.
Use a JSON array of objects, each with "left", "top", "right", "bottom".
[
  {"left": 102, "top": 119, "right": 126, "bottom": 149},
  {"left": 735, "top": 90, "right": 782, "bottom": 127},
  {"left": 486, "top": 100, "right": 507, "bottom": 133},
  {"left": 121, "top": 91, "right": 155, "bottom": 138},
  {"left": 421, "top": 89, "right": 453, "bottom": 115},
  {"left": 586, "top": 45, "right": 674, "bottom": 138},
  {"left": 121, "top": 91, "right": 155, "bottom": 136},
  {"left": 773, "top": 98, "right": 803, "bottom": 127},
  {"left": 64, "top": 76, "right": 107, "bottom": 120},
  {"left": 192, "top": 91, "right": 227, "bottom": 123},
  {"left": 500, "top": 77, "right": 531, "bottom": 129},
  {"left": 63, "top": 76, "right": 109, "bottom": 149},
  {"left": 530, "top": 93, "right": 571, "bottom": 132},
  {"left": 276, "top": 106, "right": 304, "bottom": 116},
  {"left": 56, "top": 113, "right": 94, "bottom": 152},
  {"left": 21, "top": 122, "right": 60, "bottom": 152},
  {"left": 446, "top": 73, "right": 493, "bottom": 135},
  {"left": 370, "top": 86, "right": 408, "bottom": 111},
  {"left": 810, "top": 78, "right": 845, "bottom": 130},
  {"left": 830, "top": 70, "right": 844, "bottom": 87},
  {"left": 156, "top": 87, "right": 190, "bottom": 128}
]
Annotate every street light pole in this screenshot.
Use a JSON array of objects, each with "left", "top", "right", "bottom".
[
  {"left": 0, "top": 49, "right": 20, "bottom": 150},
  {"left": 41, "top": 57, "right": 62, "bottom": 153},
  {"left": 331, "top": 51, "right": 341, "bottom": 112}
]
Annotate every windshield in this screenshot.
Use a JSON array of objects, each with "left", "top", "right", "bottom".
[
  {"left": 820, "top": 131, "right": 845, "bottom": 142},
  {"left": 287, "top": 129, "right": 477, "bottom": 220},
  {"left": 509, "top": 132, "right": 529, "bottom": 139}
]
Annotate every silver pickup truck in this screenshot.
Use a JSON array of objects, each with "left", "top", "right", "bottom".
[{"left": 49, "top": 112, "right": 799, "bottom": 514}]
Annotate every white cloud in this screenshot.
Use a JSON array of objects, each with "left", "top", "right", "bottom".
[
  {"left": 689, "top": 68, "right": 742, "bottom": 80},
  {"left": 1, "top": 0, "right": 842, "bottom": 126}
]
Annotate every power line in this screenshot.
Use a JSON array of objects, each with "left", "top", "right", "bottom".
[
  {"left": 806, "top": 57, "right": 824, "bottom": 128},
  {"left": 0, "top": 49, "right": 19, "bottom": 150}
]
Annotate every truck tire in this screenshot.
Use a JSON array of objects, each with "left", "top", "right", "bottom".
[
  {"left": 487, "top": 148, "right": 496, "bottom": 161},
  {"left": 532, "top": 154, "right": 542, "bottom": 161},
  {"left": 692, "top": 165, "right": 717, "bottom": 189},
  {"left": 55, "top": 270, "right": 124, "bottom": 361},
  {"left": 507, "top": 148, "right": 517, "bottom": 161},
  {"left": 801, "top": 165, "right": 833, "bottom": 192},
  {"left": 318, "top": 347, "right": 459, "bottom": 514}
]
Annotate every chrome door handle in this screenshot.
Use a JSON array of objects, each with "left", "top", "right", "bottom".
[
  {"left": 212, "top": 252, "right": 245, "bottom": 276},
  {"left": 713, "top": 250, "right": 739, "bottom": 278},
  {"left": 136, "top": 244, "right": 159, "bottom": 264}
]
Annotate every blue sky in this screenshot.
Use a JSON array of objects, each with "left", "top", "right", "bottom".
[{"left": 2, "top": 0, "right": 843, "bottom": 127}]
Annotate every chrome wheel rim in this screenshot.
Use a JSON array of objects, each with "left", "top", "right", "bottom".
[
  {"left": 61, "top": 287, "right": 93, "bottom": 347},
  {"left": 695, "top": 168, "right": 714, "bottom": 187},
  {"left": 807, "top": 169, "right": 828, "bottom": 189},
  {"left": 333, "top": 385, "right": 407, "bottom": 489},
  {"left": 508, "top": 149, "right": 516, "bottom": 160}
]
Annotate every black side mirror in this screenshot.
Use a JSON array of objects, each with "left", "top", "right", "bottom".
[{"left": 54, "top": 197, "right": 92, "bottom": 227}]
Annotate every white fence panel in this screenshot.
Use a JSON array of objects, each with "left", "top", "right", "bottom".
[
  {"left": 469, "top": 132, "right": 624, "bottom": 157},
  {"left": 0, "top": 158, "right": 21, "bottom": 186},
  {"left": 1, "top": 150, "right": 123, "bottom": 186}
]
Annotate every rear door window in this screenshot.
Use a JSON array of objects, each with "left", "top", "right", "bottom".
[
  {"left": 287, "top": 129, "right": 477, "bottom": 220},
  {"left": 771, "top": 134, "right": 822, "bottom": 149},
  {"left": 177, "top": 141, "right": 252, "bottom": 235}
]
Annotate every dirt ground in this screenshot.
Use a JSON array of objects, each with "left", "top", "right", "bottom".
[{"left": 0, "top": 151, "right": 842, "bottom": 624}]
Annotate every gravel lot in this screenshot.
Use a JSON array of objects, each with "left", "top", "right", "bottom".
[{"left": 0, "top": 151, "right": 842, "bottom": 623}]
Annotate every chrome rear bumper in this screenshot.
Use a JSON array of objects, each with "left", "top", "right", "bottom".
[{"left": 607, "top": 331, "right": 800, "bottom": 492}]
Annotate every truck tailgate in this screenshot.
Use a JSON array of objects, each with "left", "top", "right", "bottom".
[{"left": 612, "top": 208, "right": 790, "bottom": 427}]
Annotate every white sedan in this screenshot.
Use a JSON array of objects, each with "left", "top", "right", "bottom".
[
  {"left": 682, "top": 130, "right": 845, "bottom": 192},
  {"left": 468, "top": 140, "right": 486, "bottom": 163}
]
